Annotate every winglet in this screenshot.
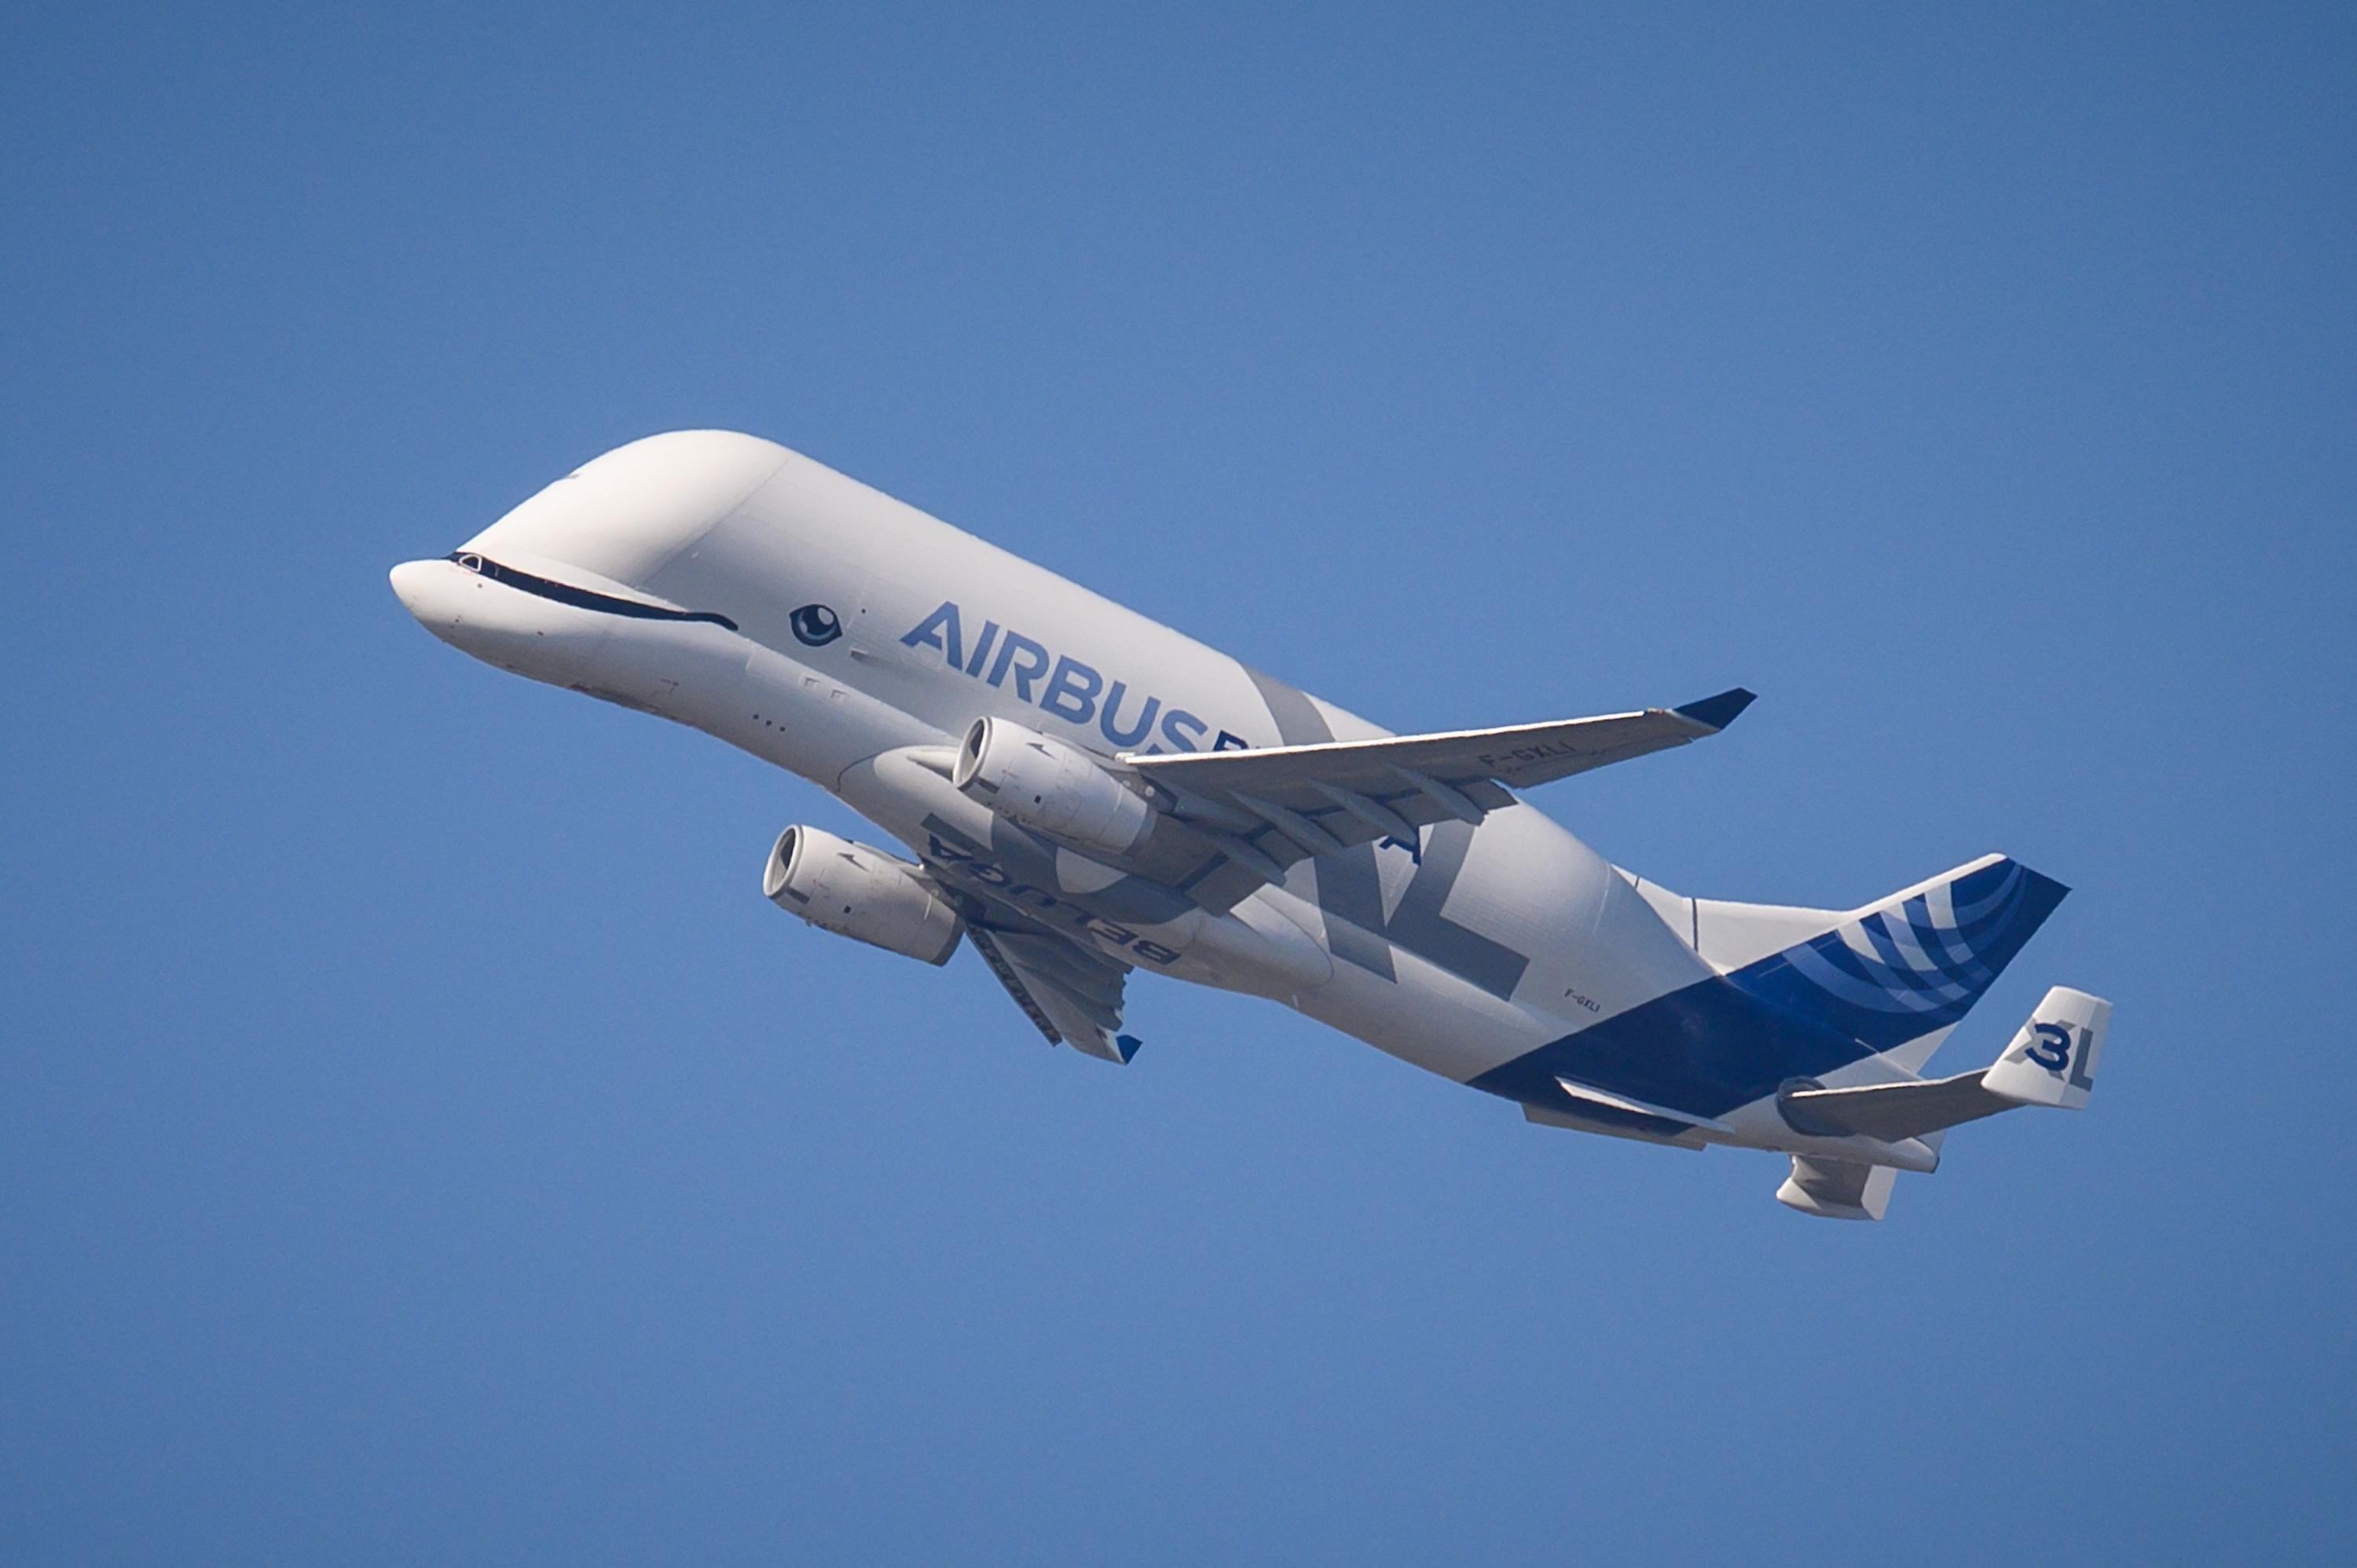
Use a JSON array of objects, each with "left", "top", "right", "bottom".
[{"left": 1672, "top": 687, "right": 1757, "bottom": 732}]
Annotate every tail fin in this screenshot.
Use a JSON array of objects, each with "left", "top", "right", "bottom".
[{"left": 1728, "top": 854, "right": 2070, "bottom": 1055}]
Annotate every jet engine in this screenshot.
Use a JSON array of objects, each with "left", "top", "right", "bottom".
[
  {"left": 762, "top": 826, "right": 965, "bottom": 965},
  {"left": 952, "top": 716, "right": 1155, "bottom": 856}
]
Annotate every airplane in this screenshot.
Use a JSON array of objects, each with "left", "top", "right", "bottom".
[{"left": 390, "top": 430, "right": 2111, "bottom": 1221}]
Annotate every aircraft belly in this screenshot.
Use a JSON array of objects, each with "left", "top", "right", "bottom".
[
  {"left": 1288, "top": 936, "right": 1563, "bottom": 1083},
  {"left": 826, "top": 738, "right": 1732, "bottom": 1091},
  {"left": 728, "top": 643, "right": 936, "bottom": 786}
]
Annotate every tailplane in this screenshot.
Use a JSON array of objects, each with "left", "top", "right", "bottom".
[
  {"left": 1776, "top": 1157, "right": 1899, "bottom": 1222},
  {"left": 1772, "top": 986, "right": 2113, "bottom": 1220}
]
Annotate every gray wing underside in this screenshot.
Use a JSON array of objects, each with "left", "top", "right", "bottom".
[
  {"left": 965, "top": 926, "right": 1139, "bottom": 1064},
  {"left": 1776, "top": 1156, "right": 1901, "bottom": 1222}
]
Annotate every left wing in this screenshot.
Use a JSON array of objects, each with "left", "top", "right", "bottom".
[
  {"left": 966, "top": 926, "right": 1141, "bottom": 1064},
  {"left": 1122, "top": 689, "right": 1753, "bottom": 877}
]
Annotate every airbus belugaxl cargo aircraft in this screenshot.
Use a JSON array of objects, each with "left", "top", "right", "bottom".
[{"left": 393, "top": 430, "right": 2110, "bottom": 1220}]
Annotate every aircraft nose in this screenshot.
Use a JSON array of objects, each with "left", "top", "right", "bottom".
[{"left": 390, "top": 558, "right": 465, "bottom": 641}]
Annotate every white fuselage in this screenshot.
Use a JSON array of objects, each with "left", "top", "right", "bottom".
[{"left": 390, "top": 430, "right": 1903, "bottom": 1163}]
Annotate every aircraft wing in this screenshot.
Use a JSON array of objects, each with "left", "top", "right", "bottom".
[
  {"left": 1120, "top": 689, "right": 1753, "bottom": 879},
  {"left": 966, "top": 926, "right": 1141, "bottom": 1064}
]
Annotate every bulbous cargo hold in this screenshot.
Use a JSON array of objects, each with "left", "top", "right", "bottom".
[
  {"left": 761, "top": 826, "right": 965, "bottom": 965},
  {"left": 952, "top": 716, "right": 1154, "bottom": 857}
]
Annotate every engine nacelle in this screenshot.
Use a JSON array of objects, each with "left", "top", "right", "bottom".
[
  {"left": 762, "top": 826, "right": 964, "bottom": 965},
  {"left": 952, "top": 716, "right": 1155, "bottom": 856}
]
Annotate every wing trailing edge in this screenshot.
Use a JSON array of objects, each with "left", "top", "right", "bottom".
[
  {"left": 1123, "top": 690, "right": 1754, "bottom": 877},
  {"left": 966, "top": 927, "right": 1140, "bottom": 1064}
]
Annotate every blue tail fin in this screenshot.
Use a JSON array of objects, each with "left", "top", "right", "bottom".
[
  {"left": 1469, "top": 853, "right": 2069, "bottom": 1124},
  {"left": 1728, "top": 855, "right": 2069, "bottom": 1052}
]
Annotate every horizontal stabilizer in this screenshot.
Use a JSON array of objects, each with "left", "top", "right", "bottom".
[
  {"left": 1776, "top": 1156, "right": 1898, "bottom": 1222},
  {"left": 1776, "top": 985, "right": 2113, "bottom": 1143},
  {"left": 1780, "top": 1072, "right": 2008, "bottom": 1143}
]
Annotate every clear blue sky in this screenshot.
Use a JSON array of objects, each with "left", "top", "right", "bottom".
[{"left": 5, "top": 3, "right": 2351, "bottom": 1561}]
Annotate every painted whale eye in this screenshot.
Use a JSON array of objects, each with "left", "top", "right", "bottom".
[{"left": 790, "top": 603, "right": 843, "bottom": 647}]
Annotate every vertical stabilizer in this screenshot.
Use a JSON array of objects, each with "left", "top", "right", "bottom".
[{"left": 1728, "top": 855, "right": 2069, "bottom": 1053}]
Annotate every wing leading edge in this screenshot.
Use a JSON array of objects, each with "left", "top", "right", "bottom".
[{"left": 1120, "top": 689, "right": 1754, "bottom": 875}]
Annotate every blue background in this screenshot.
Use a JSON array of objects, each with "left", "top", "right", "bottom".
[{"left": 6, "top": 4, "right": 2351, "bottom": 1561}]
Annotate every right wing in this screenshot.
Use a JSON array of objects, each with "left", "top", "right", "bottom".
[{"left": 1121, "top": 689, "right": 1754, "bottom": 883}]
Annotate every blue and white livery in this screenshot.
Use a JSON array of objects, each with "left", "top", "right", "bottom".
[{"left": 391, "top": 431, "right": 2113, "bottom": 1221}]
